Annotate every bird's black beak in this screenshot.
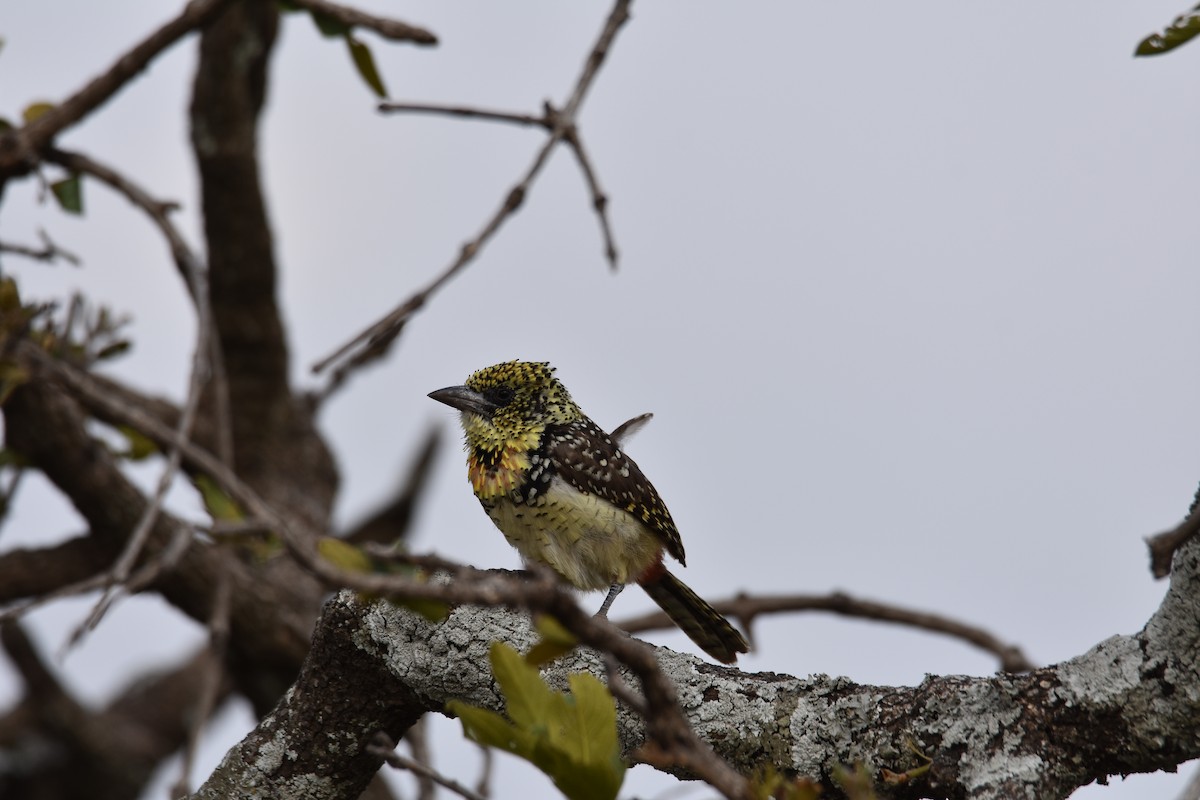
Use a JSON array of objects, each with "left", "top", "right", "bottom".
[{"left": 428, "top": 385, "right": 496, "bottom": 417}]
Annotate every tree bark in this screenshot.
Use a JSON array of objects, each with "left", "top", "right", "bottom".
[{"left": 198, "top": 532, "right": 1200, "bottom": 800}]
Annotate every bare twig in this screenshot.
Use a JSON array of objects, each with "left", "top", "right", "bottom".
[
  {"left": 401, "top": 719, "right": 437, "bottom": 800},
  {"left": 617, "top": 590, "right": 1037, "bottom": 673},
  {"left": 474, "top": 743, "right": 493, "bottom": 800},
  {"left": 0, "top": 0, "right": 235, "bottom": 173},
  {"left": 45, "top": 149, "right": 199, "bottom": 295},
  {"left": 54, "top": 152, "right": 216, "bottom": 647},
  {"left": 378, "top": 101, "right": 545, "bottom": 128},
  {"left": 312, "top": 0, "right": 633, "bottom": 388},
  {"left": 0, "top": 229, "right": 81, "bottom": 266},
  {"left": 371, "top": 733, "right": 486, "bottom": 800},
  {"left": 1147, "top": 504, "right": 1200, "bottom": 579},
  {"left": 378, "top": 99, "right": 618, "bottom": 268},
  {"left": 603, "top": 653, "right": 649, "bottom": 716},
  {"left": 172, "top": 571, "right": 232, "bottom": 798},
  {"left": 285, "top": 0, "right": 437, "bottom": 44}
]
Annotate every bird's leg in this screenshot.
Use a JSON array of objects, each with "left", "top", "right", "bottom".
[{"left": 596, "top": 583, "right": 624, "bottom": 618}]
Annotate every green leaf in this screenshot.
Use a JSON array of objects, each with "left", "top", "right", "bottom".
[
  {"left": 311, "top": 10, "right": 350, "bottom": 37},
  {"left": 346, "top": 35, "right": 387, "bottom": 98},
  {"left": 95, "top": 340, "right": 131, "bottom": 361},
  {"left": 194, "top": 473, "right": 244, "bottom": 522},
  {"left": 490, "top": 642, "right": 557, "bottom": 730},
  {"left": 116, "top": 425, "right": 158, "bottom": 461},
  {"left": 525, "top": 614, "right": 579, "bottom": 667},
  {"left": 317, "top": 536, "right": 378, "bottom": 572},
  {"left": 50, "top": 173, "right": 83, "bottom": 215},
  {"left": 447, "top": 702, "right": 535, "bottom": 755},
  {"left": 450, "top": 642, "right": 626, "bottom": 800},
  {"left": 22, "top": 101, "right": 54, "bottom": 123},
  {"left": 0, "top": 117, "right": 13, "bottom": 135},
  {"left": 277, "top": 0, "right": 302, "bottom": 12},
  {"left": 1136, "top": 5, "right": 1200, "bottom": 56}
]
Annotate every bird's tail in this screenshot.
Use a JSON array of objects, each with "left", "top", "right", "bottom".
[{"left": 639, "top": 569, "right": 749, "bottom": 664}]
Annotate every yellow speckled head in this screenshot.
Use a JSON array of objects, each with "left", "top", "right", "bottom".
[{"left": 429, "top": 360, "right": 583, "bottom": 453}]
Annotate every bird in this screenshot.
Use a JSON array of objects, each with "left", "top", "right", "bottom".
[{"left": 429, "top": 360, "right": 749, "bottom": 663}]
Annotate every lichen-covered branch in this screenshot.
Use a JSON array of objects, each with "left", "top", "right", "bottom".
[{"left": 204, "top": 531, "right": 1200, "bottom": 800}]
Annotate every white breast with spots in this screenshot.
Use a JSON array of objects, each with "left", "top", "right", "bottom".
[{"left": 486, "top": 475, "right": 662, "bottom": 591}]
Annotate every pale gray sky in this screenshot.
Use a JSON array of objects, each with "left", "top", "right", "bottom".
[{"left": 3, "top": 2, "right": 1199, "bottom": 797}]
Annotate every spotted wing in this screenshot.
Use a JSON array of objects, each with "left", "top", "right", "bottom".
[{"left": 544, "top": 418, "right": 686, "bottom": 565}]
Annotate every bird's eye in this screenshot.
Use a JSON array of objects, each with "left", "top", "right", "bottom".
[{"left": 487, "top": 386, "right": 516, "bottom": 406}]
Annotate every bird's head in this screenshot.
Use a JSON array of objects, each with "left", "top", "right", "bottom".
[{"left": 429, "top": 360, "right": 582, "bottom": 451}]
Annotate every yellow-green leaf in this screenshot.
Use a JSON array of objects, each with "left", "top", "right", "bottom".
[
  {"left": 346, "top": 35, "right": 387, "bottom": 98},
  {"left": 0, "top": 362, "right": 30, "bottom": 406},
  {"left": 22, "top": 101, "right": 54, "bottom": 123},
  {"left": 317, "top": 536, "right": 377, "bottom": 573},
  {"left": 490, "top": 642, "right": 557, "bottom": 730},
  {"left": 447, "top": 701, "right": 534, "bottom": 755},
  {"left": 1136, "top": 6, "right": 1200, "bottom": 56},
  {"left": 194, "top": 473, "right": 244, "bottom": 522},
  {"left": 525, "top": 614, "right": 579, "bottom": 667},
  {"left": 95, "top": 340, "right": 131, "bottom": 361},
  {"left": 50, "top": 173, "right": 83, "bottom": 215},
  {"left": 116, "top": 425, "right": 158, "bottom": 461},
  {"left": 564, "top": 673, "right": 619, "bottom": 764},
  {"left": 0, "top": 278, "right": 19, "bottom": 312}
]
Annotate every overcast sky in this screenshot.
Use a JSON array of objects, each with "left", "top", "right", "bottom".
[{"left": 4, "top": 2, "right": 1200, "bottom": 798}]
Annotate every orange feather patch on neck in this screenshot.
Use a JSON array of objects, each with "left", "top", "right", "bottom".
[{"left": 467, "top": 446, "right": 531, "bottom": 500}]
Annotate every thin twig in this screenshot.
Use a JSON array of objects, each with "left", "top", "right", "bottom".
[
  {"left": 172, "top": 571, "right": 232, "bottom": 798},
  {"left": 603, "top": 653, "right": 649, "bottom": 716},
  {"left": 311, "top": 0, "right": 633, "bottom": 386},
  {"left": 285, "top": 0, "right": 437, "bottom": 44},
  {"left": 53, "top": 151, "right": 216, "bottom": 648},
  {"left": 378, "top": 99, "right": 618, "bottom": 268},
  {"left": 403, "top": 718, "right": 437, "bottom": 800},
  {"left": 0, "top": 0, "right": 235, "bottom": 173},
  {"left": 378, "top": 102, "right": 545, "bottom": 128},
  {"left": 370, "top": 732, "right": 487, "bottom": 800},
  {"left": 0, "top": 229, "right": 81, "bottom": 266},
  {"left": 617, "top": 590, "right": 1036, "bottom": 673},
  {"left": 561, "top": 116, "right": 617, "bottom": 266},
  {"left": 474, "top": 742, "right": 493, "bottom": 800}
]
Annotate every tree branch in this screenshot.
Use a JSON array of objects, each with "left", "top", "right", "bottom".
[
  {"left": 217, "top": 530, "right": 1199, "bottom": 800},
  {"left": 0, "top": 0, "right": 235, "bottom": 174},
  {"left": 617, "top": 589, "right": 1036, "bottom": 673},
  {"left": 285, "top": 0, "right": 437, "bottom": 44},
  {"left": 311, "top": 0, "right": 633, "bottom": 390},
  {"left": 190, "top": 0, "right": 338, "bottom": 530}
]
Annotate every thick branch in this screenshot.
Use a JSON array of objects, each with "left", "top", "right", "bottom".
[
  {"left": 193, "top": 593, "right": 427, "bottom": 800},
  {"left": 0, "top": 534, "right": 112, "bottom": 603},
  {"left": 203, "top": 531, "right": 1200, "bottom": 800},
  {"left": 190, "top": 0, "right": 338, "bottom": 530},
  {"left": 2, "top": 374, "right": 317, "bottom": 711}
]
